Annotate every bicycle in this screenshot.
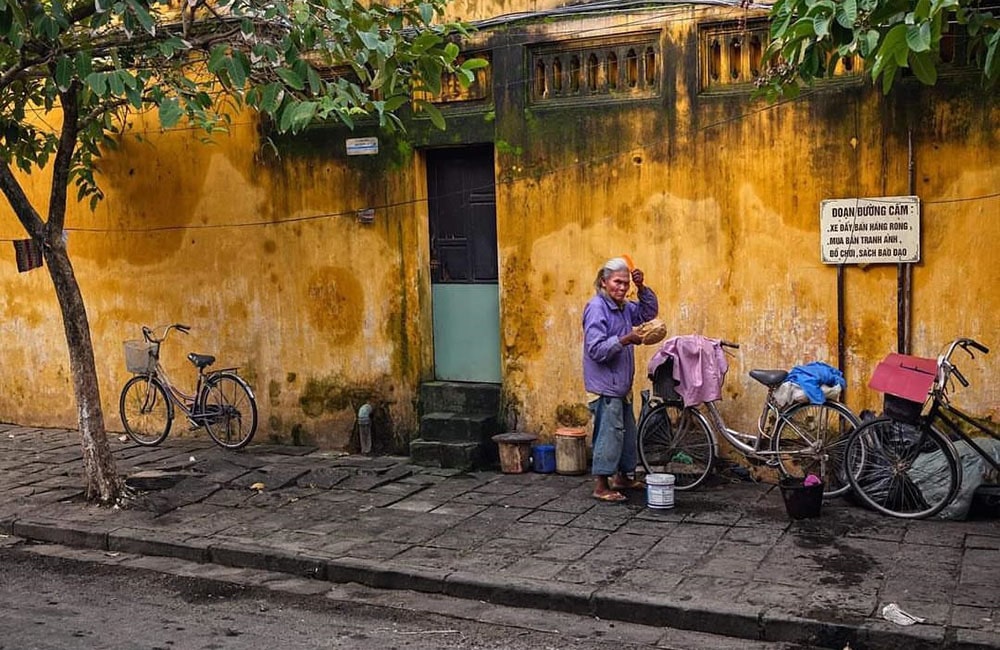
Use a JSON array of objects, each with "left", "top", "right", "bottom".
[
  {"left": 844, "top": 337, "right": 997, "bottom": 519},
  {"left": 120, "top": 323, "right": 258, "bottom": 449},
  {"left": 637, "top": 338, "right": 861, "bottom": 497}
]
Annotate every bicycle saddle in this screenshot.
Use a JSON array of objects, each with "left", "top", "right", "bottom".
[
  {"left": 749, "top": 369, "right": 788, "bottom": 387},
  {"left": 187, "top": 353, "right": 216, "bottom": 369}
]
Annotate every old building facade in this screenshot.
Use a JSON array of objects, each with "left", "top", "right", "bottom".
[{"left": 1, "top": 1, "right": 997, "bottom": 459}]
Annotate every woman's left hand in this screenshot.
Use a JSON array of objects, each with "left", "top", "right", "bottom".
[{"left": 631, "top": 268, "right": 644, "bottom": 289}]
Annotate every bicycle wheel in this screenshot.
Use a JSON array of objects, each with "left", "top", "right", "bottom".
[
  {"left": 772, "top": 401, "right": 859, "bottom": 498},
  {"left": 845, "top": 418, "right": 961, "bottom": 519},
  {"left": 199, "top": 373, "right": 258, "bottom": 449},
  {"left": 119, "top": 375, "right": 173, "bottom": 446},
  {"left": 638, "top": 405, "right": 715, "bottom": 490}
]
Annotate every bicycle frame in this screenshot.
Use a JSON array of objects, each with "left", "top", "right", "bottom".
[
  {"left": 701, "top": 390, "right": 851, "bottom": 463},
  {"left": 137, "top": 324, "right": 238, "bottom": 423},
  {"left": 924, "top": 396, "right": 999, "bottom": 479},
  {"left": 150, "top": 363, "right": 204, "bottom": 419}
]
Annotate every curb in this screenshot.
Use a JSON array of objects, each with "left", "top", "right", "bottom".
[{"left": 5, "top": 516, "right": 994, "bottom": 650}]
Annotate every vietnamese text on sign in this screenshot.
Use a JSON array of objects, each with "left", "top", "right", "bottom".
[{"left": 820, "top": 196, "right": 920, "bottom": 265}]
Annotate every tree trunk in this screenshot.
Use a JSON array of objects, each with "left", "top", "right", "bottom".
[{"left": 43, "top": 239, "right": 122, "bottom": 504}]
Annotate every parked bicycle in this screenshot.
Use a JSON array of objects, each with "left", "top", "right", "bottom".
[
  {"left": 845, "top": 337, "right": 997, "bottom": 519},
  {"left": 120, "top": 323, "right": 258, "bottom": 449},
  {"left": 638, "top": 339, "right": 861, "bottom": 497}
]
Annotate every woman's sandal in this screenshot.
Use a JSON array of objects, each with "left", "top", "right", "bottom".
[
  {"left": 610, "top": 478, "right": 646, "bottom": 491},
  {"left": 592, "top": 490, "right": 627, "bottom": 502}
]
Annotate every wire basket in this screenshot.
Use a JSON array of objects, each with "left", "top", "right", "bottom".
[{"left": 123, "top": 340, "right": 158, "bottom": 374}]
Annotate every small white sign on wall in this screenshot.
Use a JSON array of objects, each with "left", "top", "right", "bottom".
[
  {"left": 346, "top": 137, "right": 378, "bottom": 156},
  {"left": 820, "top": 196, "right": 921, "bottom": 265}
]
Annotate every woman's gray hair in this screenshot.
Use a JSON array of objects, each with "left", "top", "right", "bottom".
[{"left": 593, "top": 257, "right": 630, "bottom": 293}]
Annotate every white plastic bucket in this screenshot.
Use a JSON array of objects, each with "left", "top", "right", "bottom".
[{"left": 646, "top": 473, "right": 675, "bottom": 509}]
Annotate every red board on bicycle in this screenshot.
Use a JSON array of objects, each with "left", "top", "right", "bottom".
[{"left": 869, "top": 353, "right": 937, "bottom": 402}]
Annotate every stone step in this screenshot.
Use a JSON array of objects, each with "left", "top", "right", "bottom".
[
  {"left": 409, "top": 439, "right": 497, "bottom": 471},
  {"left": 419, "top": 412, "right": 499, "bottom": 444},
  {"left": 420, "top": 381, "right": 501, "bottom": 415}
]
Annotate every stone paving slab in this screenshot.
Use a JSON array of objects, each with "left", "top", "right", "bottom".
[{"left": 0, "top": 423, "right": 998, "bottom": 650}]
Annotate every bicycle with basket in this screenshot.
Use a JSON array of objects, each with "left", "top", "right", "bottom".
[
  {"left": 844, "top": 337, "right": 998, "bottom": 519},
  {"left": 120, "top": 323, "right": 258, "bottom": 449}
]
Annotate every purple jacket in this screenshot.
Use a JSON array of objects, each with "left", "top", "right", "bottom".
[{"left": 582, "top": 287, "right": 659, "bottom": 397}]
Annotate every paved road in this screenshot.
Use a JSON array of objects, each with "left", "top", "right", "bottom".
[
  {"left": 2, "top": 424, "right": 998, "bottom": 650},
  {"left": 0, "top": 543, "right": 818, "bottom": 650}
]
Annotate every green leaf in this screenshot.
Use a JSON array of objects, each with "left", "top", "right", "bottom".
[
  {"left": 914, "top": 0, "right": 931, "bottom": 20},
  {"left": 835, "top": 0, "right": 858, "bottom": 28},
  {"left": 261, "top": 83, "right": 283, "bottom": 113},
  {"left": 983, "top": 29, "right": 1000, "bottom": 80},
  {"left": 881, "top": 23, "right": 911, "bottom": 66},
  {"left": 84, "top": 72, "right": 107, "bottom": 97},
  {"left": 381, "top": 95, "right": 408, "bottom": 112},
  {"left": 227, "top": 53, "right": 248, "bottom": 89},
  {"left": 125, "top": 84, "right": 142, "bottom": 109},
  {"left": 55, "top": 57, "right": 73, "bottom": 92},
  {"left": 416, "top": 99, "right": 445, "bottom": 130},
  {"left": 881, "top": 64, "right": 898, "bottom": 93},
  {"left": 419, "top": 2, "right": 434, "bottom": 24},
  {"left": 905, "top": 22, "right": 932, "bottom": 52},
  {"left": 158, "top": 98, "right": 183, "bottom": 128},
  {"left": 276, "top": 68, "right": 305, "bottom": 90},
  {"left": 207, "top": 46, "right": 228, "bottom": 74},
  {"left": 288, "top": 101, "right": 318, "bottom": 132},
  {"left": 307, "top": 67, "right": 323, "bottom": 95},
  {"left": 108, "top": 71, "right": 124, "bottom": 96},
  {"left": 859, "top": 29, "right": 880, "bottom": 57},
  {"left": 460, "top": 58, "right": 489, "bottom": 71},
  {"left": 813, "top": 15, "right": 831, "bottom": 38},
  {"left": 358, "top": 29, "right": 381, "bottom": 51},
  {"left": 909, "top": 50, "right": 938, "bottom": 84},
  {"left": 125, "top": 0, "right": 156, "bottom": 35}
]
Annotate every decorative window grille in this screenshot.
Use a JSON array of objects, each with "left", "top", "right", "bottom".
[
  {"left": 529, "top": 32, "right": 661, "bottom": 103},
  {"left": 699, "top": 20, "right": 862, "bottom": 91}
]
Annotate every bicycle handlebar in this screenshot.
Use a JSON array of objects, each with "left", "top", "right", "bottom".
[
  {"left": 141, "top": 323, "right": 192, "bottom": 344},
  {"left": 720, "top": 340, "right": 740, "bottom": 349},
  {"left": 936, "top": 337, "right": 989, "bottom": 394}
]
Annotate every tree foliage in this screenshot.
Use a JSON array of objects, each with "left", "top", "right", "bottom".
[
  {"left": 0, "top": 0, "right": 482, "bottom": 504},
  {"left": 758, "top": 0, "right": 1000, "bottom": 98},
  {"left": 1, "top": 0, "right": 484, "bottom": 208}
]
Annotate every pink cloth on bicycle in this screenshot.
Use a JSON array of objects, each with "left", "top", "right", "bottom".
[{"left": 648, "top": 335, "right": 729, "bottom": 407}]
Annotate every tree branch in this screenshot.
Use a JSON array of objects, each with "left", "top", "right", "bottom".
[
  {"left": 47, "top": 81, "right": 81, "bottom": 237},
  {"left": 0, "top": 162, "right": 46, "bottom": 239}
]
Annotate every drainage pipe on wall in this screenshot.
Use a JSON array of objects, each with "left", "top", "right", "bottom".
[
  {"left": 897, "top": 130, "right": 915, "bottom": 354},
  {"left": 357, "top": 403, "right": 373, "bottom": 454}
]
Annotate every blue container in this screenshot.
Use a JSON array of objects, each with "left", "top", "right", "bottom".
[{"left": 532, "top": 444, "right": 556, "bottom": 473}]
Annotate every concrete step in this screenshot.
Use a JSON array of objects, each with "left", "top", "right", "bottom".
[
  {"left": 409, "top": 439, "right": 497, "bottom": 470},
  {"left": 419, "top": 412, "right": 499, "bottom": 444},
  {"left": 420, "top": 381, "right": 501, "bottom": 415}
]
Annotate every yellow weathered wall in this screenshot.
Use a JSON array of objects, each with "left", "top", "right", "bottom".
[
  {"left": 0, "top": 109, "right": 431, "bottom": 450},
  {"left": 493, "top": 9, "right": 999, "bottom": 440},
  {"left": 0, "top": 3, "right": 997, "bottom": 450}
]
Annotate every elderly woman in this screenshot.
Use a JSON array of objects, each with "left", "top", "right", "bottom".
[{"left": 582, "top": 257, "right": 659, "bottom": 502}]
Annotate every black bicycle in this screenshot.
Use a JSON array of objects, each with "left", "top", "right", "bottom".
[
  {"left": 844, "top": 338, "right": 997, "bottom": 519},
  {"left": 120, "top": 323, "right": 258, "bottom": 449}
]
